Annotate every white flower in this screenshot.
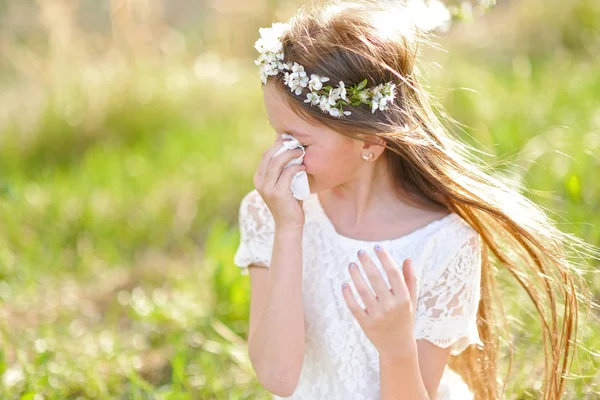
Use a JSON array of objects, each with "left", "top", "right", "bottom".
[
  {"left": 371, "top": 83, "right": 384, "bottom": 95},
  {"left": 318, "top": 95, "right": 329, "bottom": 108},
  {"left": 318, "top": 96, "right": 331, "bottom": 113},
  {"left": 328, "top": 88, "right": 341, "bottom": 106},
  {"left": 379, "top": 82, "right": 396, "bottom": 110},
  {"left": 254, "top": 22, "right": 290, "bottom": 53},
  {"left": 256, "top": 52, "right": 282, "bottom": 84},
  {"left": 283, "top": 71, "right": 291, "bottom": 86},
  {"left": 254, "top": 36, "right": 282, "bottom": 55},
  {"left": 258, "top": 67, "right": 271, "bottom": 84},
  {"left": 291, "top": 62, "right": 306, "bottom": 75},
  {"left": 305, "top": 92, "right": 321, "bottom": 105},
  {"left": 287, "top": 62, "right": 309, "bottom": 95},
  {"left": 269, "top": 22, "right": 291, "bottom": 39},
  {"left": 337, "top": 81, "right": 348, "bottom": 101},
  {"left": 370, "top": 86, "right": 383, "bottom": 113},
  {"left": 308, "top": 74, "right": 329, "bottom": 91},
  {"left": 358, "top": 91, "right": 370, "bottom": 102},
  {"left": 254, "top": 22, "right": 291, "bottom": 84},
  {"left": 316, "top": 96, "right": 351, "bottom": 118},
  {"left": 253, "top": 22, "right": 395, "bottom": 117},
  {"left": 327, "top": 106, "right": 351, "bottom": 118},
  {"left": 371, "top": 101, "right": 379, "bottom": 113},
  {"left": 369, "top": 82, "right": 396, "bottom": 113},
  {"left": 328, "top": 107, "right": 341, "bottom": 117},
  {"left": 382, "top": 82, "right": 396, "bottom": 98},
  {"left": 318, "top": 95, "right": 339, "bottom": 115}
]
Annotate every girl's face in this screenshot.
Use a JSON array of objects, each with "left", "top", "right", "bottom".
[{"left": 263, "top": 82, "right": 367, "bottom": 194}]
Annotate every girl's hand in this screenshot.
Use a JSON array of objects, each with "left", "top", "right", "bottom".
[
  {"left": 253, "top": 137, "right": 307, "bottom": 230},
  {"left": 342, "top": 245, "right": 418, "bottom": 358}
]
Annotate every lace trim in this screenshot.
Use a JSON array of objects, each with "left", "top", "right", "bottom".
[
  {"left": 413, "top": 232, "right": 484, "bottom": 355},
  {"left": 233, "top": 190, "right": 275, "bottom": 274}
]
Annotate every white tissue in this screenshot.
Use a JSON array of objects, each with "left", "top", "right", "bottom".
[{"left": 271, "top": 133, "right": 311, "bottom": 200}]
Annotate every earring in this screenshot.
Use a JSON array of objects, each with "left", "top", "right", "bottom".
[{"left": 362, "top": 153, "right": 374, "bottom": 161}]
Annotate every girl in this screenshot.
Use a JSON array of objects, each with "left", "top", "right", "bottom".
[{"left": 233, "top": 1, "right": 595, "bottom": 399}]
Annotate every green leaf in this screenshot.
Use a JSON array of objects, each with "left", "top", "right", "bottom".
[
  {"left": 357, "top": 79, "right": 368, "bottom": 90},
  {"left": 339, "top": 100, "right": 348, "bottom": 106},
  {"left": 351, "top": 100, "right": 362, "bottom": 106}
]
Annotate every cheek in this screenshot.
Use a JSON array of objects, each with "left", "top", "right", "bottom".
[
  {"left": 302, "top": 147, "right": 327, "bottom": 172},
  {"left": 302, "top": 147, "right": 357, "bottom": 177},
  {"left": 301, "top": 150, "right": 315, "bottom": 173}
]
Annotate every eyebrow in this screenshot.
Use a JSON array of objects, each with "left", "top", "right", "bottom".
[{"left": 268, "top": 120, "right": 311, "bottom": 138}]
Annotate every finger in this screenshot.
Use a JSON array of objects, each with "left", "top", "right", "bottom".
[
  {"left": 403, "top": 258, "right": 418, "bottom": 311},
  {"left": 264, "top": 149, "right": 304, "bottom": 190},
  {"left": 254, "top": 137, "right": 287, "bottom": 185},
  {"left": 356, "top": 249, "right": 394, "bottom": 303},
  {"left": 348, "top": 262, "right": 379, "bottom": 312},
  {"left": 274, "top": 163, "right": 306, "bottom": 193},
  {"left": 341, "top": 282, "right": 367, "bottom": 323},
  {"left": 374, "top": 245, "right": 407, "bottom": 300},
  {"left": 264, "top": 148, "right": 304, "bottom": 190}
]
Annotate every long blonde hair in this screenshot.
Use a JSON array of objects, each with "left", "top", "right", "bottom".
[{"left": 263, "top": 1, "right": 598, "bottom": 398}]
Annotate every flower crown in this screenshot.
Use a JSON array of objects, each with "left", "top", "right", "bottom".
[{"left": 254, "top": 22, "right": 396, "bottom": 118}]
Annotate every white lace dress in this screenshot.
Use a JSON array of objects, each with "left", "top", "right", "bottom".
[{"left": 233, "top": 189, "right": 484, "bottom": 400}]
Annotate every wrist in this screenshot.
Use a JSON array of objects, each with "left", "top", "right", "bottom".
[
  {"left": 275, "top": 223, "right": 304, "bottom": 236},
  {"left": 378, "top": 340, "right": 418, "bottom": 365}
]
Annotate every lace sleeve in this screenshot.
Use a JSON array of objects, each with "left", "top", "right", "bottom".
[
  {"left": 413, "top": 226, "right": 484, "bottom": 356},
  {"left": 233, "top": 190, "right": 275, "bottom": 275}
]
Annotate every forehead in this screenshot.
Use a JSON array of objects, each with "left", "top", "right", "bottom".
[
  {"left": 262, "top": 82, "right": 357, "bottom": 147},
  {"left": 263, "top": 83, "right": 319, "bottom": 137}
]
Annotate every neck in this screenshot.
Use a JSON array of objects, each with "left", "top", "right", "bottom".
[
  {"left": 320, "top": 158, "right": 405, "bottom": 229},
  {"left": 319, "top": 157, "right": 449, "bottom": 232}
]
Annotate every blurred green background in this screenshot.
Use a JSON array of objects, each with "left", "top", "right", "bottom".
[{"left": 0, "top": 0, "right": 598, "bottom": 398}]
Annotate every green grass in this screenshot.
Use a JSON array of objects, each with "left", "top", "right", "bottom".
[{"left": 1, "top": 1, "right": 599, "bottom": 398}]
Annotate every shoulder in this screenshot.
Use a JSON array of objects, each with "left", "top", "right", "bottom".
[
  {"left": 413, "top": 213, "right": 482, "bottom": 293},
  {"left": 413, "top": 212, "right": 481, "bottom": 271},
  {"left": 435, "top": 213, "right": 482, "bottom": 269},
  {"left": 234, "top": 190, "right": 276, "bottom": 270},
  {"left": 439, "top": 213, "right": 481, "bottom": 246},
  {"left": 238, "top": 189, "right": 275, "bottom": 230},
  {"left": 239, "top": 189, "right": 268, "bottom": 214},
  {"left": 240, "top": 188, "right": 265, "bottom": 209}
]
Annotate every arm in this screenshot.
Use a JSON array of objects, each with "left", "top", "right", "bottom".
[
  {"left": 380, "top": 231, "right": 483, "bottom": 400},
  {"left": 379, "top": 338, "right": 452, "bottom": 400},
  {"left": 343, "top": 230, "right": 482, "bottom": 399},
  {"left": 247, "top": 226, "right": 305, "bottom": 397}
]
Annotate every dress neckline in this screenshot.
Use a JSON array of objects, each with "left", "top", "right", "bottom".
[{"left": 311, "top": 192, "right": 459, "bottom": 245}]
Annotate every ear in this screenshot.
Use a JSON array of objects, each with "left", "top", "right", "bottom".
[{"left": 359, "top": 135, "right": 386, "bottom": 156}]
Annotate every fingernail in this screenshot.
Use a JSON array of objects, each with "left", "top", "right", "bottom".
[
  {"left": 348, "top": 262, "right": 356, "bottom": 270},
  {"left": 374, "top": 244, "right": 382, "bottom": 252},
  {"left": 342, "top": 283, "right": 348, "bottom": 289},
  {"left": 357, "top": 250, "right": 365, "bottom": 256}
]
